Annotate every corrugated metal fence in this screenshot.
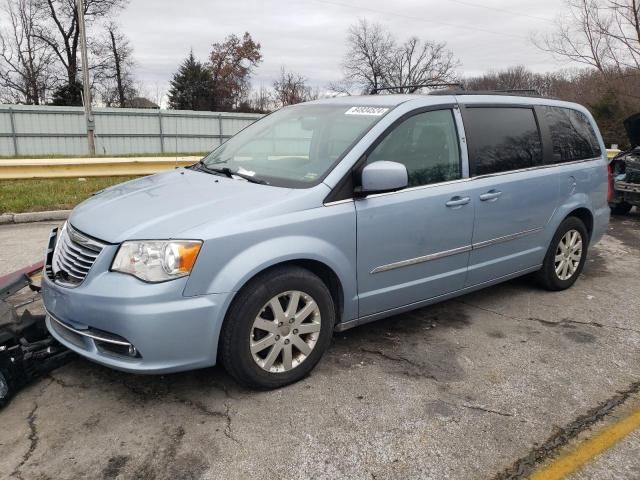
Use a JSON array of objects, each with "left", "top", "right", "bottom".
[{"left": 0, "top": 105, "right": 262, "bottom": 157}]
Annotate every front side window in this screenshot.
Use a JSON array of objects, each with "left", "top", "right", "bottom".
[
  {"left": 465, "top": 107, "right": 542, "bottom": 176},
  {"left": 367, "top": 109, "right": 461, "bottom": 187},
  {"left": 543, "top": 106, "right": 602, "bottom": 163},
  {"left": 201, "top": 104, "right": 390, "bottom": 187}
]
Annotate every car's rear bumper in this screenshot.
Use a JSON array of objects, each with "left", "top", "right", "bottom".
[
  {"left": 591, "top": 204, "right": 611, "bottom": 246},
  {"left": 42, "top": 272, "right": 231, "bottom": 374}
]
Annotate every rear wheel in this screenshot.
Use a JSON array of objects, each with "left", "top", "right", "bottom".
[
  {"left": 220, "top": 266, "right": 335, "bottom": 389},
  {"left": 536, "top": 217, "right": 589, "bottom": 291},
  {"left": 0, "top": 369, "right": 11, "bottom": 409},
  {"left": 610, "top": 202, "right": 633, "bottom": 215}
]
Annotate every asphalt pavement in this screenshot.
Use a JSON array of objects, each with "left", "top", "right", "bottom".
[{"left": 0, "top": 213, "right": 638, "bottom": 480}]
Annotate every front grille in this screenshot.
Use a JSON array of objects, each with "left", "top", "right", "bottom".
[{"left": 50, "top": 223, "right": 106, "bottom": 287}]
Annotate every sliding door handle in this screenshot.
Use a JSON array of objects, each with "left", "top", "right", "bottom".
[
  {"left": 445, "top": 196, "right": 471, "bottom": 208},
  {"left": 479, "top": 190, "right": 503, "bottom": 202}
]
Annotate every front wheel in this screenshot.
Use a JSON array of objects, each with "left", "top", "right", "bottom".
[
  {"left": 220, "top": 266, "right": 335, "bottom": 389},
  {"left": 535, "top": 217, "right": 589, "bottom": 291}
]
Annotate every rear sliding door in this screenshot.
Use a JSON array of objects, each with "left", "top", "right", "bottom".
[{"left": 461, "top": 105, "right": 560, "bottom": 286}]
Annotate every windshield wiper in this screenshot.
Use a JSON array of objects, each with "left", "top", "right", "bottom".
[{"left": 197, "top": 162, "right": 268, "bottom": 185}]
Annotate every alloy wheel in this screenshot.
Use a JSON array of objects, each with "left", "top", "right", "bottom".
[
  {"left": 250, "top": 291, "right": 322, "bottom": 373},
  {"left": 554, "top": 229, "right": 583, "bottom": 281}
]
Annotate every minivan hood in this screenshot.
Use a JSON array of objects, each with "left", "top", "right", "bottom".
[
  {"left": 624, "top": 113, "right": 640, "bottom": 148},
  {"left": 69, "top": 169, "right": 295, "bottom": 243}
]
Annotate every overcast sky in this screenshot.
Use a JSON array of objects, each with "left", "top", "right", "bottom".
[{"left": 116, "top": 0, "right": 569, "bottom": 98}]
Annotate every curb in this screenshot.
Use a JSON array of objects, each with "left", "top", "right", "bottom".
[{"left": 0, "top": 210, "right": 71, "bottom": 225}]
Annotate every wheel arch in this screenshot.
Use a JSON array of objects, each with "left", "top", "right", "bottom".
[
  {"left": 566, "top": 207, "right": 594, "bottom": 239},
  {"left": 238, "top": 259, "right": 345, "bottom": 325},
  {"left": 215, "top": 258, "right": 346, "bottom": 360}
]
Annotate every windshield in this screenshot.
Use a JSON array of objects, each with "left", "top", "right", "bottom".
[{"left": 201, "top": 104, "right": 390, "bottom": 187}]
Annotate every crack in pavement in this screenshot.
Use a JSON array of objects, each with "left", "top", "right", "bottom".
[
  {"left": 359, "top": 347, "right": 438, "bottom": 381},
  {"left": 461, "top": 404, "right": 514, "bottom": 417},
  {"left": 172, "top": 395, "right": 240, "bottom": 444},
  {"left": 437, "top": 398, "right": 518, "bottom": 420},
  {"left": 9, "top": 380, "right": 54, "bottom": 479},
  {"left": 491, "top": 380, "right": 640, "bottom": 480},
  {"left": 50, "top": 371, "right": 242, "bottom": 445},
  {"left": 530, "top": 317, "right": 640, "bottom": 334},
  {"left": 10, "top": 395, "right": 43, "bottom": 479},
  {"left": 48, "top": 373, "right": 90, "bottom": 390},
  {"left": 222, "top": 402, "right": 238, "bottom": 444},
  {"left": 457, "top": 300, "right": 640, "bottom": 335}
]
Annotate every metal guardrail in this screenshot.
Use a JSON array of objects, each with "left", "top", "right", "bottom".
[
  {"left": 0, "top": 150, "right": 624, "bottom": 180},
  {"left": 0, "top": 157, "right": 201, "bottom": 180}
]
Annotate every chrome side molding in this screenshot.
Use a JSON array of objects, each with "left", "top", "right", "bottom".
[
  {"left": 371, "top": 245, "right": 473, "bottom": 274},
  {"left": 371, "top": 227, "right": 543, "bottom": 274}
]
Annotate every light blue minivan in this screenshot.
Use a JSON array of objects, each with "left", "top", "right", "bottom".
[{"left": 42, "top": 93, "right": 609, "bottom": 389}]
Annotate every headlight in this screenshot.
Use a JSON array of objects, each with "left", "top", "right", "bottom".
[{"left": 111, "top": 240, "right": 202, "bottom": 283}]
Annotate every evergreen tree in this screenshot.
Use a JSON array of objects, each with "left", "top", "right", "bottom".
[
  {"left": 50, "top": 80, "right": 83, "bottom": 106},
  {"left": 168, "top": 51, "right": 214, "bottom": 111}
]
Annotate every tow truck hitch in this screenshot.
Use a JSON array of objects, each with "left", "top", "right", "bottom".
[{"left": 0, "top": 262, "right": 73, "bottom": 409}]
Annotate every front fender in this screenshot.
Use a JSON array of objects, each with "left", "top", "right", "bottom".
[
  {"left": 183, "top": 199, "right": 357, "bottom": 323},
  {"left": 185, "top": 235, "right": 358, "bottom": 323}
]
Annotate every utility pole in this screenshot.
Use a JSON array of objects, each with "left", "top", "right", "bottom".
[{"left": 76, "top": 0, "right": 96, "bottom": 156}]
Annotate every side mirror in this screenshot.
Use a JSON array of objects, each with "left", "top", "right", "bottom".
[{"left": 359, "top": 161, "right": 408, "bottom": 195}]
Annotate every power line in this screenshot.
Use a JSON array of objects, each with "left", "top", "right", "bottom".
[
  {"left": 304, "top": 0, "right": 531, "bottom": 41},
  {"left": 446, "top": 0, "right": 555, "bottom": 24}
]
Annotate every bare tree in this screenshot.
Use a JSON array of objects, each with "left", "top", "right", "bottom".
[
  {"left": 385, "top": 37, "right": 458, "bottom": 93},
  {"left": 534, "top": 0, "right": 639, "bottom": 74},
  {"left": 342, "top": 19, "right": 394, "bottom": 94},
  {"left": 98, "top": 22, "right": 136, "bottom": 107},
  {"left": 335, "top": 19, "right": 460, "bottom": 94},
  {"left": 32, "top": 0, "right": 127, "bottom": 103},
  {"left": 0, "top": 0, "right": 56, "bottom": 104},
  {"left": 273, "top": 67, "right": 314, "bottom": 107},
  {"left": 248, "top": 85, "right": 272, "bottom": 112},
  {"left": 607, "top": 0, "right": 640, "bottom": 69},
  {"left": 465, "top": 65, "right": 571, "bottom": 97}
]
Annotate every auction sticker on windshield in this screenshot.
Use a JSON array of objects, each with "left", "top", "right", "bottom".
[{"left": 345, "top": 106, "right": 389, "bottom": 116}]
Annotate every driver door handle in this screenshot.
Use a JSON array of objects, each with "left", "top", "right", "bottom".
[
  {"left": 445, "top": 196, "right": 471, "bottom": 208},
  {"left": 479, "top": 190, "right": 503, "bottom": 202}
]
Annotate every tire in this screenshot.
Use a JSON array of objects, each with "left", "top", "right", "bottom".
[
  {"left": 220, "top": 266, "right": 335, "bottom": 390},
  {"left": 610, "top": 202, "right": 633, "bottom": 215},
  {"left": 0, "top": 369, "right": 11, "bottom": 409},
  {"left": 535, "top": 217, "right": 589, "bottom": 291}
]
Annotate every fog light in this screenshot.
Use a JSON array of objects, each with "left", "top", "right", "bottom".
[{"left": 128, "top": 345, "right": 138, "bottom": 357}]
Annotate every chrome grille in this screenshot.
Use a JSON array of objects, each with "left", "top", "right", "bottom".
[{"left": 51, "top": 223, "right": 106, "bottom": 287}]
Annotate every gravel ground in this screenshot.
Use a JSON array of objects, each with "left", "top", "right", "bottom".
[{"left": 0, "top": 212, "right": 638, "bottom": 480}]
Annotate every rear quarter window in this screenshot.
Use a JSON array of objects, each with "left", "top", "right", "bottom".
[
  {"left": 464, "top": 107, "right": 543, "bottom": 176},
  {"left": 543, "top": 106, "right": 602, "bottom": 163}
]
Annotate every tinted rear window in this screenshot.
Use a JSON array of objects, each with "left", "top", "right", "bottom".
[
  {"left": 543, "top": 107, "right": 601, "bottom": 163},
  {"left": 465, "top": 107, "right": 543, "bottom": 176}
]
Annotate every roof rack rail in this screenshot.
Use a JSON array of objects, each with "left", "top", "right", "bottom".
[
  {"left": 429, "top": 88, "right": 547, "bottom": 98},
  {"left": 370, "top": 83, "right": 465, "bottom": 95},
  {"left": 491, "top": 88, "right": 541, "bottom": 95}
]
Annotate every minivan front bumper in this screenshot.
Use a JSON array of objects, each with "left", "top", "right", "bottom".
[{"left": 42, "top": 247, "right": 231, "bottom": 374}]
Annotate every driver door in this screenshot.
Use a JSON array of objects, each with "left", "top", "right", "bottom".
[{"left": 356, "top": 109, "right": 475, "bottom": 317}]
